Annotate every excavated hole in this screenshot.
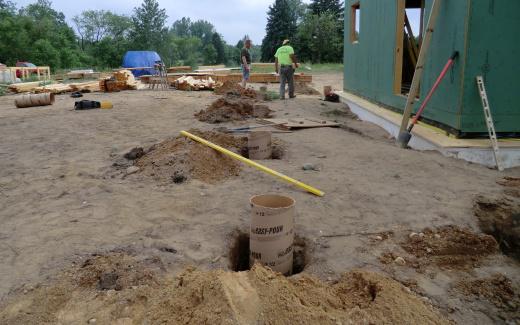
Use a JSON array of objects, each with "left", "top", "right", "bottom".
[
  {"left": 240, "top": 143, "right": 285, "bottom": 160},
  {"left": 228, "top": 229, "right": 309, "bottom": 276},
  {"left": 474, "top": 197, "right": 520, "bottom": 261}
]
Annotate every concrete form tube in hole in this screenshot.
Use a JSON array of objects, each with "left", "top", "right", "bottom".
[{"left": 250, "top": 194, "right": 295, "bottom": 275}]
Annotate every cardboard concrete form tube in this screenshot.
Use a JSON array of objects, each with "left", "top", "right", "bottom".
[
  {"left": 323, "top": 86, "right": 332, "bottom": 97},
  {"left": 14, "top": 93, "right": 55, "bottom": 108},
  {"left": 248, "top": 131, "right": 272, "bottom": 160},
  {"left": 250, "top": 194, "right": 295, "bottom": 275}
]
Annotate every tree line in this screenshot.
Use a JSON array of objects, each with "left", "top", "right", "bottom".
[{"left": 0, "top": 0, "right": 344, "bottom": 71}]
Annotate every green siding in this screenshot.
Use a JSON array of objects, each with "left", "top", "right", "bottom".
[
  {"left": 343, "top": 0, "right": 520, "bottom": 135},
  {"left": 460, "top": 0, "right": 520, "bottom": 133}
]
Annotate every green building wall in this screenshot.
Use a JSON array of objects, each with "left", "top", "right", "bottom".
[{"left": 343, "top": 0, "right": 520, "bottom": 136}]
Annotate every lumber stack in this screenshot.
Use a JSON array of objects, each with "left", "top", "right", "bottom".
[
  {"left": 34, "top": 84, "right": 72, "bottom": 94},
  {"left": 69, "top": 81, "right": 101, "bottom": 92},
  {"left": 167, "top": 66, "right": 192, "bottom": 73},
  {"left": 8, "top": 81, "right": 44, "bottom": 93},
  {"left": 99, "top": 69, "right": 138, "bottom": 92},
  {"left": 174, "top": 76, "right": 220, "bottom": 91},
  {"left": 165, "top": 73, "right": 312, "bottom": 85}
]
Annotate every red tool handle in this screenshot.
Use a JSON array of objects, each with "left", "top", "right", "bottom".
[{"left": 408, "top": 51, "right": 459, "bottom": 131}]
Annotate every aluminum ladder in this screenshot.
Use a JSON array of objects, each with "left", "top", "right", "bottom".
[{"left": 476, "top": 76, "right": 504, "bottom": 171}]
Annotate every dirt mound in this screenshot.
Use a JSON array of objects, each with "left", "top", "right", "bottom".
[
  {"left": 0, "top": 253, "right": 450, "bottom": 325},
  {"left": 135, "top": 130, "right": 247, "bottom": 184},
  {"left": 195, "top": 97, "right": 273, "bottom": 123},
  {"left": 401, "top": 225, "right": 498, "bottom": 270},
  {"left": 454, "top": 274, "right": 519, "bottom": 322},
  {"left": 474, "top": 195, "right": 520, "bottom": 260},
  {"left": 214, "top": 81, "right": 257, "bottom": 98},
  {"left": 295, "top": 82, "right": 320, "bottom": 95},
  {"left": 75, "top": 253, "right": 162, "bottom": 291}
]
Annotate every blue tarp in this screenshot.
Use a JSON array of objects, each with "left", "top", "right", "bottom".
[{"left": 122, "top": 51, "right": 162, "bottom": 77}]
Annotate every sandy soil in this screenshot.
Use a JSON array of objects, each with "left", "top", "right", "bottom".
[{"left": 0, "top": 74, "right": 519, "bottom": 324}]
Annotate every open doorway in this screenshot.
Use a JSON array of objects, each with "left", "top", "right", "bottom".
[{"left": 394, "top": 0, "right": 425, "bottom": 96}]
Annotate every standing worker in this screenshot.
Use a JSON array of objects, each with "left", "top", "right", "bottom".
[
  {"left": 241, "top": 39, "right": 252, "bottom": 88},
  {"left": 275, "top": 39, "right": 299, "bottom": 99}
]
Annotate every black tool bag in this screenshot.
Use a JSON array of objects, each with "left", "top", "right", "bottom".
[{"left": 74, "top": 100, "right": 100, "bottom": 110}]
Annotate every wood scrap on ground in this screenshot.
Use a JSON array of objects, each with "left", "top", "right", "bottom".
[
  {"left": 174, "top": 76, "right": 220, "bottom": 91},
  {"left": 99, "top": 69, "right": 138, "bottom": 92},
  {"left": 166, "top": 66, "right": 192, "bottom": 73},
  {"left": 257, "top": 118, "right": 340, "bottom": 130}
]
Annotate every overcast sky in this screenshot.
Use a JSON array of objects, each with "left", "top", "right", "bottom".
[
  {"left": 14, "top": 0, "right": 313, "bottom": 44},
  {"left": 14, "top": 0, "right": 422, "bottom": 44}
]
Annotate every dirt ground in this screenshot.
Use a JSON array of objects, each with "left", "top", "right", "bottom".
[{"left": 0, "top": 72, "right": 519, "bottom": 324}]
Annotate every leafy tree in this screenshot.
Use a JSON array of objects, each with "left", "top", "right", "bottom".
[
  {"left": 226, "top": 44, "right": 241, "bottom": 65},
  {"left": 171, "top": 17, "right": 191, "bottom": 37},
  {"left": 0, "top": 0, "right": 86, "bottom": 69},
  {"left": 211, "top": 33, "right": 226, "bottom": 64},
  {"left": 261, "top": 0, "right": 301, "bottom": 62},
  {"left": 129, "top": 0, "right": 168, "bottom": 50},
  {"left": 309, "top": 0, "right": 344, "bottom": 18},
  {"left": 308, "top": 0, "right": 344, "bottom": 61},
  {"left": 0, "top": 0, "right": 15, "bottom": 12},
  {"left": 73, "top": 11, "right": 128, "bottom": 49},
  {"left": 190, "top": 20, "right": 215, "bottom": 45},
  {"left": 166, "top": 36, "right": 202, "bottom": 67},
  {"left": 202, "top": 44, "right": 217, "bottom": 65},
  {"left": 297, "top": 12, "right": 342, "bottom": 63}
]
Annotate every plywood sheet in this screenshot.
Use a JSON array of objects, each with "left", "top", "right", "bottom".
[{"left": 257, "top": 118, "right": 340, "bottom": 130}]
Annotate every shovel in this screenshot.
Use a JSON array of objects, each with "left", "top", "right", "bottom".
[{"left": 397, "top": 51, "right": 459, "bottom": 147}]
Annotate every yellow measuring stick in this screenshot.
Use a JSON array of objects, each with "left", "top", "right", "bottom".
[{"left": 180, "top": 130, "right": 325, "bottom": 197}]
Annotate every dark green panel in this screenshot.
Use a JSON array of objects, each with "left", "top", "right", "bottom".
[
  {"left": 460, "top": 0, "right": 520, "bottom": 133},
  {"left": 343, "top": 0, "right": 468, "bottom": 132},
  {"left": 418, "top": 0, "right": 468, "bottom": 131}
]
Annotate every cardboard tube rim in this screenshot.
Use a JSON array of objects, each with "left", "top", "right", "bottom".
[{"left": 250, "top": 194, "right": 295, "bottom": 210}]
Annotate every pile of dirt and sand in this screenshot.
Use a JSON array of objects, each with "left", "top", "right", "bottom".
[
  {"left": 453, "top": 274, "right": 519, "bottom": 322},
  {"left": 294, "top": 82, "right": 321, "bottom": 95},
  {"left": 195, "top": 96, "right": 273, "bottom": 123},
  {"left": 128, "top": 129, "right": 285, "bottom": 184},
  {"left": 135, "top": 130, "right": 247, "bottom": 184},
  {"left": 214, "top": 81, "right": 257, "bottom": 98},
  {"left": 400, "top": 225, "right": 498, "bottom": 270},
  {"left": 0, "top": 253, "right": 451, "bottom": 325}
]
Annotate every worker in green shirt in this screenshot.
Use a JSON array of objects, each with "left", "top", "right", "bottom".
[{"left": 275, "top": 39, "right": 299, "bottom": 99}]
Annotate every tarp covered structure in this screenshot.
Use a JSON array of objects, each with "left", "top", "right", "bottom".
[{"left": 122, "top": 51, "right": 162, "bottom": 77}]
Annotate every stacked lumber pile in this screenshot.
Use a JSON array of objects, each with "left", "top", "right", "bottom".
[
  {"left": 8, "top": 77, "right": 106, "bottom": 94},
  {"left": 69, "top": 81, "right": 101, "bottom": 92},
  {"left": 165, "top": 73, "right": 312, "bottom": 85},
  {"left": 8, "top": 81, "right": 44, "bottom": 93},
  {"left": 167, "top": 66, "right": 192, "bottom": 73},
  {"left": 99, "top": 69, "right": 138, "bottom": 92},
  {"left": 174, "top": 76, "right": 220, "bottom": 91},
  {"left": 34, "top": 84, "right": 72, "bottom": 94}
]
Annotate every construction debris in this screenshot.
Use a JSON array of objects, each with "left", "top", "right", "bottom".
[
  {"left": 257, "top": 118, "right": 340, "bottom": 130},
  {"left": 99, "top": 69, "right": 138, "bottom": 92},
  {"left": 174, "top": 76, "right": 219, "bottom": 91}
]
